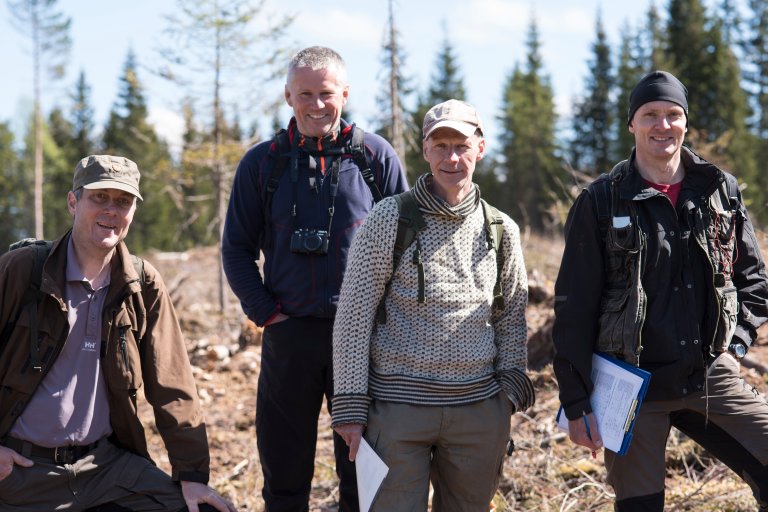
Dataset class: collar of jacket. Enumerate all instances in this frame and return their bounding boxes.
[41,231,143,306]
[616,146,724,203]
[287,117,353,156]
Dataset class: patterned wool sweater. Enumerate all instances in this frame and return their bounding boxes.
[331,174,535,427]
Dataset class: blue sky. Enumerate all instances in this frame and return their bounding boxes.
[1,0,668,155]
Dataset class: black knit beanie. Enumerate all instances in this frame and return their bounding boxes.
[627,70,688,126]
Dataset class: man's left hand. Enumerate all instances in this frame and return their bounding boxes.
[333,423,364,461]
[180,481,237,512]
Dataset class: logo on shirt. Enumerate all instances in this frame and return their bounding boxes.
[83,336,98,352]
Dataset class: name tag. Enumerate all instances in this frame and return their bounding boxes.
[612,216,631,229]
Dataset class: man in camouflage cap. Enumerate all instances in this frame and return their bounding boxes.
[0,155,235,511]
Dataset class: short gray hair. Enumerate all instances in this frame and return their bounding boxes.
[287,46,347,85]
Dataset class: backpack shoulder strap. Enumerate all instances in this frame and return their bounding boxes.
[480,200,505,311]
[0,239,53,370]
[376,190,426,324]
[587,173,613,241]
[262,129,292,249]
[27,241,52,370]
[349,127,383,203]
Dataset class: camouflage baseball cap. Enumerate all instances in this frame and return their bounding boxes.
[422,99,484,140]
[73,155,142,200]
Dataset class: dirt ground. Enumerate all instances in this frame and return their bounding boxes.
[139,231,768,512]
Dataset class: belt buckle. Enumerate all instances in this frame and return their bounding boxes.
[54,446,75,464]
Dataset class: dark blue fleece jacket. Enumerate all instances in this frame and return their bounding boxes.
[222,119,408,326]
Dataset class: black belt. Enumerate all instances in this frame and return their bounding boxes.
[2,437,104,464]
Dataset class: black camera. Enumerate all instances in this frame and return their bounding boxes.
[290,229,330,254]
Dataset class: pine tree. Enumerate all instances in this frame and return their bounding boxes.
[570,12,614,175]
[7,0,71,239]
[497,19,561,232]
[103,50,177,253]
[406,31,467,180]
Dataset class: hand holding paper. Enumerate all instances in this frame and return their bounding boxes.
[557,353,651,455]
[334,423,364,460]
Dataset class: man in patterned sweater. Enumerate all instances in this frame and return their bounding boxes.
[331,100,535,510]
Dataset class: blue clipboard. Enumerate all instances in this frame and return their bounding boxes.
[556,352,651,455]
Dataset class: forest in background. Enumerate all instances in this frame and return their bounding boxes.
[2,0,768,255]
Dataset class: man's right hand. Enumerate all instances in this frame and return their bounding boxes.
[266,313,290,326]
[0,445,33,481]
[333,423,364,461]
[567,412,603,454]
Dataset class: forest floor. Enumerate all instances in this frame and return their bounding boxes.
[138,230,768,512]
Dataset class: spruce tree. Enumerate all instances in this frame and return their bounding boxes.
[406,32,467,179]
[666,0,724,138]
[70,71,97,160]
[742,0,768,222]
[615,23,645,159]
[570,12,614,175]
[497,19,561,232]
[666,0,755,193]
[103,50,177,253]
[644,3,671,71]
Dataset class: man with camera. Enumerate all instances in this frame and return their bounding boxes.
[221,46,408,511]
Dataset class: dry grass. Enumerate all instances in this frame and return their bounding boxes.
[136,236,767,511]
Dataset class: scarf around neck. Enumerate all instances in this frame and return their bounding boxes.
[412,172,480,219]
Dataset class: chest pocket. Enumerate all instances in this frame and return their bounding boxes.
[110,307,144,391]
[705,207,737,280]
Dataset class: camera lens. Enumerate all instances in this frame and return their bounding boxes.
[304,233,323,252]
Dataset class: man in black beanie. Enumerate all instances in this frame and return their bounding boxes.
[552,69,768,511]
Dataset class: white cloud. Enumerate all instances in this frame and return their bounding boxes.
[149,107,185,159]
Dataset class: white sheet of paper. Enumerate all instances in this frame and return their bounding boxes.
[557,353,646,453]
[355,437,389,512]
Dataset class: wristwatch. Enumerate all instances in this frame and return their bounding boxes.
[728,342,747,360]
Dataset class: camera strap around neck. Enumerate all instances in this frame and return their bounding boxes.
[289,139,341,235]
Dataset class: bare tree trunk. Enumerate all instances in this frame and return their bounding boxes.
[214,24,226,313]
[388,0,406,165]
[33,7,43,239]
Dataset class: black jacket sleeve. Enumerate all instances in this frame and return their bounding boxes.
[552,189,606,420]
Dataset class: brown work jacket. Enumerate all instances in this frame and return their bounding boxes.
[0,232,210,482]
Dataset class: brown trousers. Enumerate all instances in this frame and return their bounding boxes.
[605,353,768,510]
[365,392,513,512]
